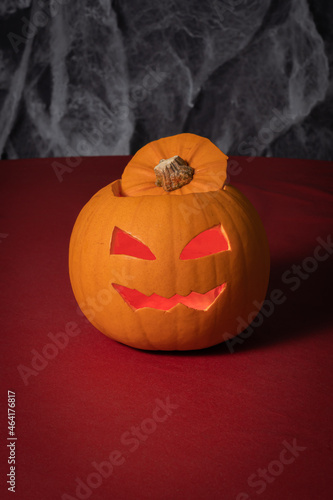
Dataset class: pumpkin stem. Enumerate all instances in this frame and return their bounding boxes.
[154,156,194,192]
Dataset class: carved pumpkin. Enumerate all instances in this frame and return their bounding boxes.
[69,133,270,350]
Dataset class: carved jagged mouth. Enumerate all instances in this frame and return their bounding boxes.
[112,283,226,311]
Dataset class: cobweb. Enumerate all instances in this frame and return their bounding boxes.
[0,0,331,160]
[0,0,132,157]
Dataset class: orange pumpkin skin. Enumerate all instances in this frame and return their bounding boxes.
[69,176,270,350]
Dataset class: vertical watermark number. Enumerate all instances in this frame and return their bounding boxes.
[7,390,16,493]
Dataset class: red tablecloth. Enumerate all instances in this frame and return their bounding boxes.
[1,155,332,500]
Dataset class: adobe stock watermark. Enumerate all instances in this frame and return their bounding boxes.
[7,0,70,54]
[17,270,135,386]
[224,106,297,181]
[236,438,307,499]
[223,234,333,352]
[75,269,135,325]
[113,67,168,123]
[179,187,225,224]
[61,396,179,500]
[17,321,84,386]
[51,66,167,182]
[178,106,296,224]
[227,106,298,181]
[237,107,296,160]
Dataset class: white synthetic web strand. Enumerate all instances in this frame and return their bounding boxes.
[186,0,329,157]
[1,0,132,158]
[0,0,330,159]
[117,0,272,139]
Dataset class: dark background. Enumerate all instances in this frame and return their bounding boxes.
[0,0,332,160]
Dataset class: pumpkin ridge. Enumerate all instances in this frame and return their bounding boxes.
[223,186,269,257]
[222,186,269,318]
[201,195,221,342]
[218,189,250,330]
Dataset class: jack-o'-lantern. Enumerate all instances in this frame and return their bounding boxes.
[69,133,270,350]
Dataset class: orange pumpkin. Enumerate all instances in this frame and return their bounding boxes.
[69,133,270,350]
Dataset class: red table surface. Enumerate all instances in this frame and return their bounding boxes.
[0,155,332,500]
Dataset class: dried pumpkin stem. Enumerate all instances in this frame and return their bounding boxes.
[154,156,194,191]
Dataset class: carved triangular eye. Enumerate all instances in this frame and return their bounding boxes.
[110,227,156,260]
[180,225,229,260]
